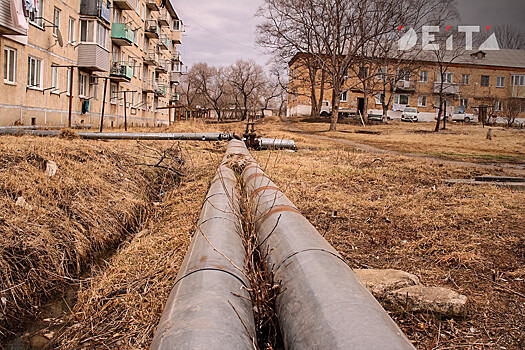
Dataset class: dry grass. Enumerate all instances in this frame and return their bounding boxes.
[289,117,525,164]
[58,143,217,349]
[0,136,187,346]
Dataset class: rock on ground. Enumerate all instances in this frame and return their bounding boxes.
[354,269,420,297]
[385,285,468,317]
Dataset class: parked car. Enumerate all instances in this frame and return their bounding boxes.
[449,106,477,123]
[401,107,418,122]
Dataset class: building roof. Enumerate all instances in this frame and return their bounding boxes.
[455,50,525,69]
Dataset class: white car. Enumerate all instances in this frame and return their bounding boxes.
[449,106,477,123]
[401,107,418,122]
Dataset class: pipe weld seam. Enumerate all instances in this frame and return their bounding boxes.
[173,268,249,289]
[246,172,271,183]
[242,164,262,175]
[272,248,350,274]
[249,186,281,201]
[256,205,301,225]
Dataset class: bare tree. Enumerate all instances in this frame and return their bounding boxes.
[475,25,525,50]
[192,62,229,122]
[228,59,266,120]
[501,98,525,127]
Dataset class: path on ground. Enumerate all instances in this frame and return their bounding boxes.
[279,116,525,177]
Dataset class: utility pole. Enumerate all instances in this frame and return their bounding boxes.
[68,67,74,128]
[100,77,108,132]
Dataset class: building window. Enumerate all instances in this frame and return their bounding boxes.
[132,59,137,77]
[377,67,386,81]
[460,98,468,108]
[110,83,118,104]
[51,65,58,90]
[358,67,368,79]
[53,7,61,36]
[462,74,470,85]
[419,71,428,83]
[496,76,505,88]
[4,47,17,84]
[511,75,525,86]
[68,18,76,44]
[29,0,44,27]
[437,72,453,83]
[79,73,89,97]
[91,77,98,99]
[27,56,42,89]
[173,20,181,31]
[141,4,146,21]
[394,94,409,105]
[481,75,490,87]
[80,20,109,49]
[375,93,384,105]
[418,96,427,107]
[495,101,502,111]
[340,91,348,102]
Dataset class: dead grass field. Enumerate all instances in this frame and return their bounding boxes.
[288,117,525,166]
[1,118,523,349]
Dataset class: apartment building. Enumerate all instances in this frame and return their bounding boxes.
[288,49,525,122]
[0,0,184,127]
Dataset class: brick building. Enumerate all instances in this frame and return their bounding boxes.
[0,0,183,127]
[288,49,525,122]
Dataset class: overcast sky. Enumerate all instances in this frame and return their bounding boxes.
[176,0,525,70]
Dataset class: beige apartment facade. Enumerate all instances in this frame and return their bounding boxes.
[288,50,525,123]
[0,0,184,127]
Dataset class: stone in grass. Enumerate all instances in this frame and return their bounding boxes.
[385,285,468,317]
[354,269,420,298]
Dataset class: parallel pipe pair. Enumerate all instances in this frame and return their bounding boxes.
[151,140,414,349]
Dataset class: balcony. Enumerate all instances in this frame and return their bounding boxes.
[143,50,158,65]
[433,82,459,95]
[143,79,155,93]
[155,59,169,73]
[77,43,110,71]
[145,20,159,38]
[158,9,170,26]
[511,86,525,98]
[158,35,170,50]
[170,71,182,84]
[110,61,133,82]
[146,0,160,11]
[172,30,182,44]
[172,52,181,61]
[80,0,111,24]
[155,83,167,97]
[395,80,416,92]
[111,23,134,46]
[113,0,134,10]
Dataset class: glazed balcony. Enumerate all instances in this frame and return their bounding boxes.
[111,23,134,46]
[172,30,182,44]
[395,80,417,92]
[145,20,159,38]
[158,34,170,50]
[143,79,156,93]
[170,71,182,84]
[510,85,525,98]
[80,0,111,24]
[169,93,180,103]
[110,61,133,82]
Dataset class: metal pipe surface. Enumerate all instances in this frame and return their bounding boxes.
[150,143,256,349]
[258,138,296,150]
[233,143,415,350]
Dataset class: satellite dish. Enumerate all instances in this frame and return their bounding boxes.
[56,28,64,47]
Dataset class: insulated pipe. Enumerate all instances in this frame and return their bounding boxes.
[0,129,296,149]
[150,148,256,349]
[234,143,415,349]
